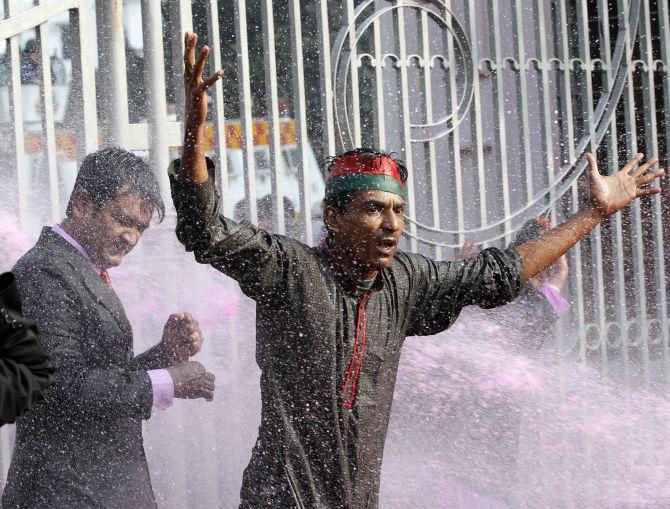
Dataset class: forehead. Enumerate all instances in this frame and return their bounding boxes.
[351,189,406,206]
[102,187,154,221]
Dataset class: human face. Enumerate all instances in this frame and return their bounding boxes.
[77,188,154,269]
[326,189,405,278]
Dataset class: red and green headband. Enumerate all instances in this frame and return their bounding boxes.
[325,153,405,198]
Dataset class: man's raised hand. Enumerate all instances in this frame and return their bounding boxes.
[183,32,223,130]
[180,32,223,184]
[587,152,665,219]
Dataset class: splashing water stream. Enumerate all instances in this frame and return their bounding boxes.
[1,218,669,508]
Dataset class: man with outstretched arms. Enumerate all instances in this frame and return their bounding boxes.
[170,32,664,509]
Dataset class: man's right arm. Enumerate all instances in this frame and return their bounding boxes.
[170,32,289,298]
[17,266,167,420]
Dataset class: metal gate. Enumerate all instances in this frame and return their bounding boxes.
[0,0,669,506]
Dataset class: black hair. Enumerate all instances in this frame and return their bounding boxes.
[322,148,408,214]
[66,147,165,221]
[512,215,549,247]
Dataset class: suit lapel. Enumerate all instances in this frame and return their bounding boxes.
[39,228,132,335]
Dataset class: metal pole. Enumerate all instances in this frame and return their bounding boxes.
[4,0,27,226]
[96,0,129,148]
[289,0,313,244]
[69,0,99,162]
[35,0,60,221]
[262,0,285,234]
[233,0,257,225]
[141,0,170,205]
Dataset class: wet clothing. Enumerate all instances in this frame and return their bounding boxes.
[0,272,53,426]
[170,159,524,509]
[3,228,173,509]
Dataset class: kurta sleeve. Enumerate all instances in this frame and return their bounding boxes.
[405,247,524,336]
[14,267,154,420]
[0,273,54,425]
[169,158,294,299]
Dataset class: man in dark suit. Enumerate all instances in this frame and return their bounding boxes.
[0,271,53,425]
[2,147,216,509]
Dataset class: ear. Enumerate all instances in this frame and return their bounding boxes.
[323,206,342,235]
[69,187,94,220]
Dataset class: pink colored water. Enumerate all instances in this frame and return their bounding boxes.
[2,223,670,508]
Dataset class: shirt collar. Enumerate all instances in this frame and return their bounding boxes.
[51,224,102,273]
[319,238,385,296]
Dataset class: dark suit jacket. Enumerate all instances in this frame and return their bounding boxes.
[0,272,53,425]
[2,228,174,509]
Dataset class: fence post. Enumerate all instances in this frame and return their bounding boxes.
[141,0,170,205]
[96,0,129,147]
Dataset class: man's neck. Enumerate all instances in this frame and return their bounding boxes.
[57,220,99,268]
[326,238,377,282]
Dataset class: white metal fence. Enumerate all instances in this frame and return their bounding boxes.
[0,0,669,506]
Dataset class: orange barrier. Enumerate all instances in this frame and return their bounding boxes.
[21,119,298,160]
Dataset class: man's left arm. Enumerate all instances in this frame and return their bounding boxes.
[517,153,664,281]
[405,246,524,337]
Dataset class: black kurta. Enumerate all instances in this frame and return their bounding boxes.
[0,272,53,426]
[169,160,524,509]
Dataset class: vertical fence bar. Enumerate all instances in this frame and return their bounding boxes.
[141,0,170,204]
[639,0,668,381]
[534,0,556,218]
[396,5,417,252]
[420,8,440,260]
[512,0,535,202]
[465,0,488,233]
[69,0,99,161]
[618,0,649,384]
[289,0,313,244]
[575,0,608,373]
[206,0,230,216]
[96,0,128,147]
[261,0,285,234]
[35,4,60,221]
[490,0,511,242]
[658,0,670,389]
[371,8,385,149]
[345,0,361,147]
[555,0,586,364]
[233,0,257,224]
[167,0,192,131]
[443,0,463,254]
[317,0,335,157]
[4,0,27,226]
[597,0,630,386]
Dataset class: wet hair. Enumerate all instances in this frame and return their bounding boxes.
[65,147,165,221]
[322,148,408,214]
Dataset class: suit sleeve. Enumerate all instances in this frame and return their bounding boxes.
[15,266,154,420]
[0,273,54,425]
[130,342,174,371]
[169,158,295,299]
[405,247,524,337]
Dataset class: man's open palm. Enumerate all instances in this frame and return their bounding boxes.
[588,152,665,218]
[183,32,222,129]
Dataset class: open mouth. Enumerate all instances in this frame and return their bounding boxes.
[377,238,397,255]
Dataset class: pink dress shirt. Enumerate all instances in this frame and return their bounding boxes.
[51,224,174,411]
[538,283,571,316]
